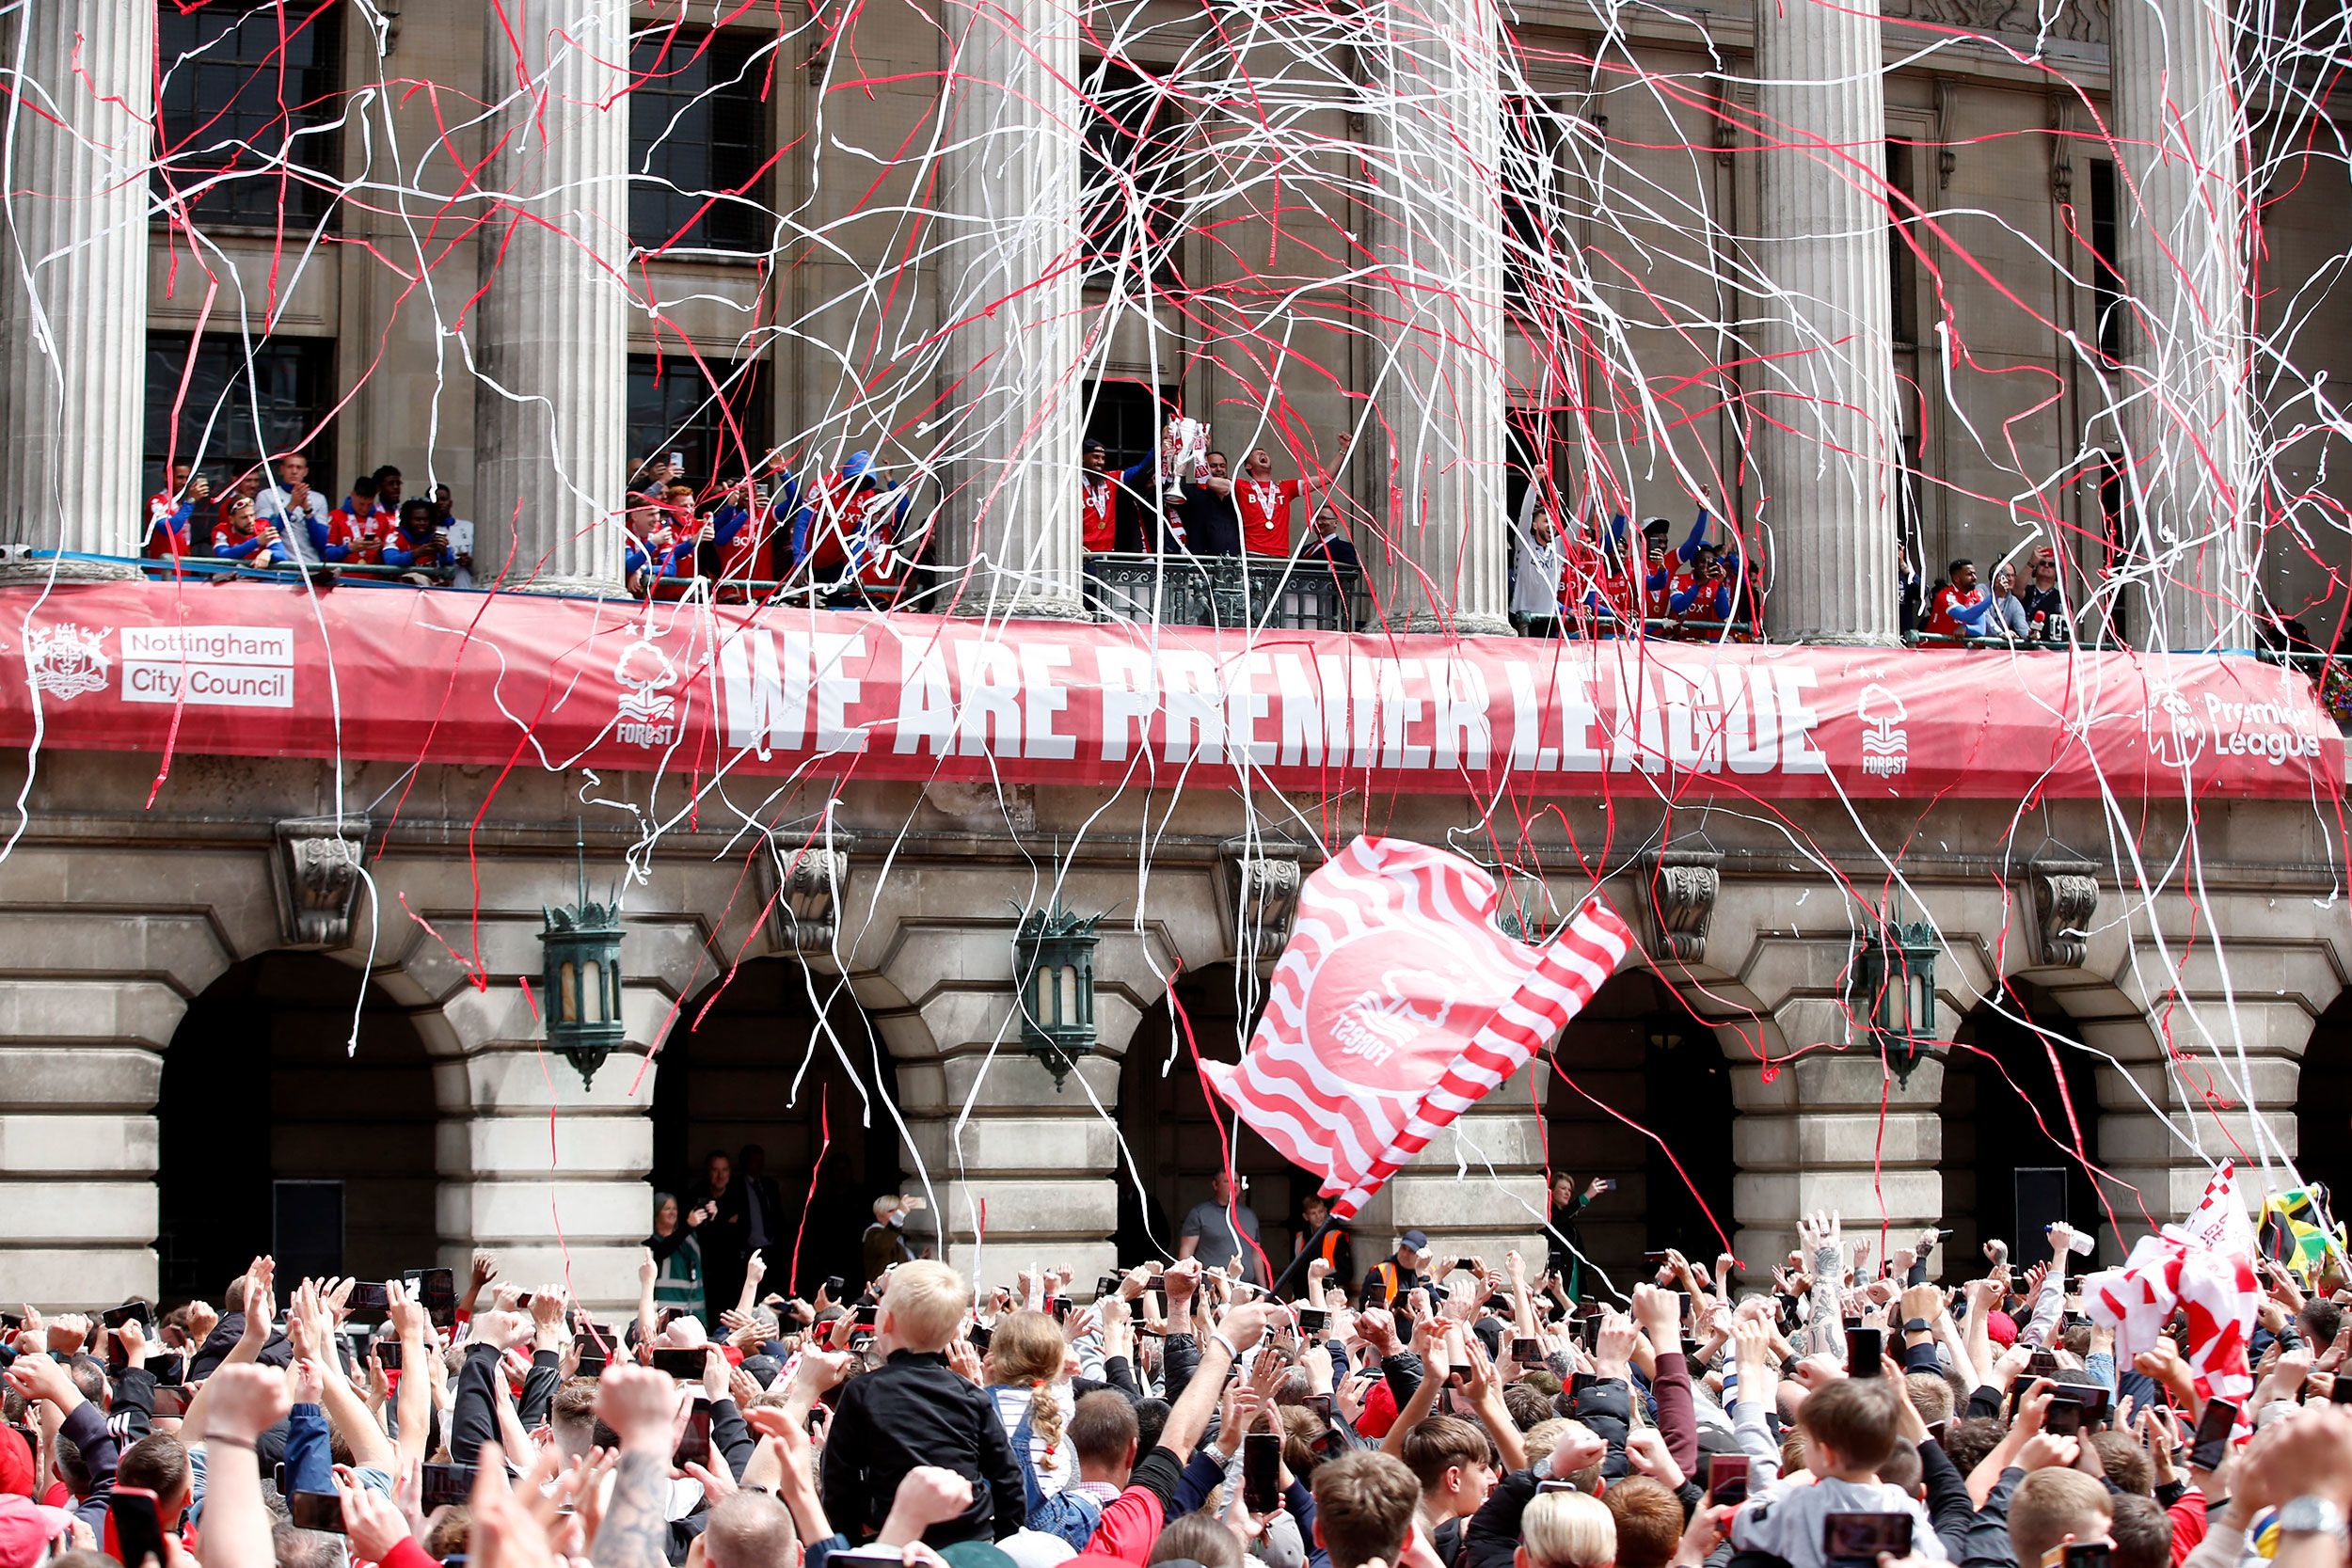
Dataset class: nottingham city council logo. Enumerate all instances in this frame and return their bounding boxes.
[24,624,110,700]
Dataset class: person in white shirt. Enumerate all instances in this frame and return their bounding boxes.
[434,483,477,588]
[260,453,330,566]
[1510,483,1569,637]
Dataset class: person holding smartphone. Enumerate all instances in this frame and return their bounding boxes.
[1726,1377,1947,1568]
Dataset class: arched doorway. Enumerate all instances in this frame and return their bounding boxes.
[157,952,437,1304]
[1542,972,1740,1301]
[651,958,903,1301]
[2296,992,2352,1206]
[1944,980,2112,1263]
[1114,964,1298,1275]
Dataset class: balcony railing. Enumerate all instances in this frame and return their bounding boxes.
[1082,554,1368,632]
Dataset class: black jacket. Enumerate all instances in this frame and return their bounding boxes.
[188,1315,290,1381]
[818,1349,1024,1544]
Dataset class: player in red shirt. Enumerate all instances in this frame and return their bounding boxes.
[1925,558,1994,639]
[1232,447,1323,558]
[1080,440,1124,553]
[321,474,384,564]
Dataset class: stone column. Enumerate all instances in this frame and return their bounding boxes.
[435,975,663,1316]
[1371,0,1513,637]
[1731,997,1945,1266]
[1366,1057,1550,1275]
[2106,0,2251,653]
[1750,0,1900,645]
[0,978,181,1305]
[473,0,628,595]
[0,2,153,576]
[933,0,1087,620]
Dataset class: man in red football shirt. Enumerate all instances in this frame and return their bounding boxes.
[1925,558,1994,639]
[1232,447,1323,558]
[1080,440,1121,554]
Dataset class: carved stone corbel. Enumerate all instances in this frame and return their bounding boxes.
[768,840,852,955]
[272,816,370,949]
[1636,847,1722,965]
[2027,855,2099,969]
[1217,840,1303,963]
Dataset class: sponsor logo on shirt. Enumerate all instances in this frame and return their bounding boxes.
[120,626,294,708]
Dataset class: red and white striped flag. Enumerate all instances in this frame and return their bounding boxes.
[1201,836,1633,1218]
[2083,1162,2261,1410]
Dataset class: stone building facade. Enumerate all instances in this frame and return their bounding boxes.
[0,0,2345,1310]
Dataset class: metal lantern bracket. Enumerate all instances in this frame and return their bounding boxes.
[540,837,626,1088]
[1855,913,1939,1085]
[1010,899,1104,1092]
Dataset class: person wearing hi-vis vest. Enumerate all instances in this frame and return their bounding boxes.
[1293,1192,1355,1285]
[1359,1228,1432,1310]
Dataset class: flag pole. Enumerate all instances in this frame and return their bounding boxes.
[1267,1216,1341,1302]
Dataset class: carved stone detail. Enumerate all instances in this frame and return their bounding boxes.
[1219,841,1303,963]
[273,816,370,949]
[2028,855,2099,969]
[769,842,852,955]
[1636,847,1722,965]
[1882,0,2108,46]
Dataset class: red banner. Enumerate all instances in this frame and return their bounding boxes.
[0,581,2340,802]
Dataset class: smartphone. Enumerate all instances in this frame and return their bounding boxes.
[1706,1453,1750,1507]
[821,1276,847,1301]
[1512,1338,1543,1364]
[1537,1478,1581,1493]
[107,1490,167,1568]
[2062,1545,2112,1568]
[0,1311,19,1332]
[1298,1308,1329,1337]
[1822,1512,1913,1568]
[102,1301,153,1331]
[290,1491,347,1533]
[2332,1376,2352,1406]
[969,1323,993,1353]
[348,1282,390,1313]
[421,1464,477,1513]
[375,1340,405,1371]
[850,1305,879,1352]
[2070,1386,2112,1429]
[151,1386,191,1418]
[574,1342,608,1377]
[1242,1431,1282,1513]
[1097,1275,1123,1301]
[2026,1349,2060,1379]
[1049,1298,1073,1323]
[2044,1397,2085,1437]
[651,1346,707,1379]
[2188,1399,2237,1470]
[405,1267,458,1328]
[1845,1327,1883,1376]
[1569,1370,1599,1398]
[675,1403,712,1470]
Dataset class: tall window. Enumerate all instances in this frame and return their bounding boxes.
[1080,60,1186,281]
[1084,378,1178,470]
[1502,99,1556,314]
[2088,160,2125,362]
[629,27,770,253]
[1885,142,1921,348]
[144,333,338,498]
[628,354,772,483]
[156,2,344,228]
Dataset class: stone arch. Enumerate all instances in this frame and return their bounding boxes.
[1543,967,1743,1293]
[157,949,440,1301]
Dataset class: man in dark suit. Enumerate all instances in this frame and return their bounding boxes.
[738,1143,787,1270]
[691,1148,749,1323]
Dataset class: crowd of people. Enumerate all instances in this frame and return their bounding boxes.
[143,459,477,586]
[8,1187,2352,1568]
[1507,506,1767,644]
